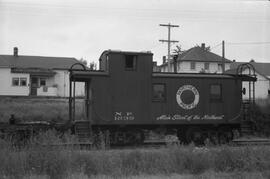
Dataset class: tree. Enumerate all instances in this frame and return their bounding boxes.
[173,45,184,55]
[79,58,88,66]
[89,61,97,70]
[205,46,211,52]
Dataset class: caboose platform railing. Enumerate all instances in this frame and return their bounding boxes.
[237,63,256,136]
[69,63,87,122]
[69,63,94,142]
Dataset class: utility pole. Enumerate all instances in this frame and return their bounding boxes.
[159,23,179,72]
[222,40,225,73]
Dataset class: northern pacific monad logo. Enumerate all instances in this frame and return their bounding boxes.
[176,85,199,110]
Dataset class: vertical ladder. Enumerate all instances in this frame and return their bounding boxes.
[241,100,253,135]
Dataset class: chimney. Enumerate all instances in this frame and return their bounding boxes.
[13,47,18,57]
[162,56,166,64]
[201,43,205,50]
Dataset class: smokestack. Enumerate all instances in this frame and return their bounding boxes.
[222,40,225,73]
[173,55,178,73]
[201,43,205,50]
[13,47,18,57]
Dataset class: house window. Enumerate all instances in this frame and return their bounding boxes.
[40,78,46,86]
[210,84,222,101]
[12,78,19,86]
[204,63,209,70]
[190,62,196,70]
[152,84,166,102]
[125,55,137,70]
[20,78,27,86]
[218,64,222,72]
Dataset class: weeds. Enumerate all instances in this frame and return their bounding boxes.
[1,138,270,179]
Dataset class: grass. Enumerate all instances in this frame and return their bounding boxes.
[1,131,270,179]
[0,97,270,178]
[8,172,270,179]
[0,97,84,122]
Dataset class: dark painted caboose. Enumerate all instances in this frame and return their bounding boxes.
[70,50,256,145]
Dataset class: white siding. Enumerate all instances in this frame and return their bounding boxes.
[0,68,85,97]
[0,68,30,96]
[37,86,57,96]
[242,69,270,99]
[160,61,231,73]
[54,70,85,97]
[160,65,169,72]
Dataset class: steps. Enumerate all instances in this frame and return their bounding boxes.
[74,120,92,142]
[241,101,254,136]
[241,121,253,136]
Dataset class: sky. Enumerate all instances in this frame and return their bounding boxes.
[0,0,269,66]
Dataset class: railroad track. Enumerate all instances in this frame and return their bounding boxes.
[27,138,270,150]
[232,138,270,146]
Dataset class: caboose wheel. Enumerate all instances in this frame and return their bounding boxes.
[218,127,233,144]
[186,127,203,146]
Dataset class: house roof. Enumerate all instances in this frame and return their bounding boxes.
[226,62,270,80]
[159,46,231,67]
[0,55,82,70]
[177,46,232,63]
[230,62,270,77]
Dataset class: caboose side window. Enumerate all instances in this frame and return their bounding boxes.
[125,55,137,70]
[152,84,166,102]
[210,84,222,101]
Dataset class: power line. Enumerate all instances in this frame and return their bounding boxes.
[226,42,270,45]
[211,43,222,50]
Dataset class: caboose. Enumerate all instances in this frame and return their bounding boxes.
[69,50,256,145]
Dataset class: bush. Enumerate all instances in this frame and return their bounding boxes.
[252,102,270,136]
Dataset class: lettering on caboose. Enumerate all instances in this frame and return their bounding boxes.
[156,114,224,121]
[114,112,135,121]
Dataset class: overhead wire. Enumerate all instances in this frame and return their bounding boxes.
[1,1,269,23]
[226,42,270,45]
[210,43,222,50]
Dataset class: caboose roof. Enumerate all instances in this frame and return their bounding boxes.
[70,69,256,82]
[101,50,153,56]
[152,72,256,81]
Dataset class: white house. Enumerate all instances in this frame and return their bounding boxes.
[159,43,231,73]
[228,62,270,100]
[0,47,84,97]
